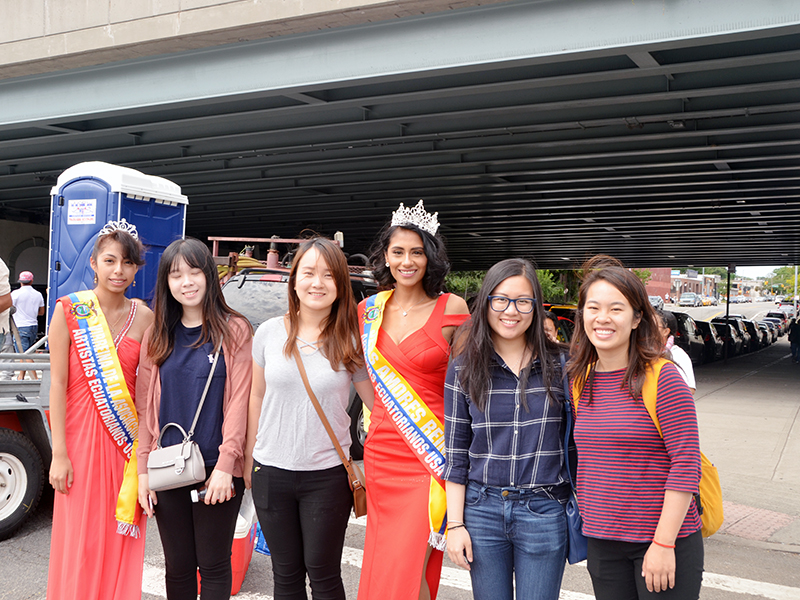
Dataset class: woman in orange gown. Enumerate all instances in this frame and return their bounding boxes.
[47,225,154,600]
[358,202,469,600]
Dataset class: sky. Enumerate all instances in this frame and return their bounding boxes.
[736,266,783,278]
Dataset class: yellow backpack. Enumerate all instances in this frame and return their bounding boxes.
[574,359,723,537]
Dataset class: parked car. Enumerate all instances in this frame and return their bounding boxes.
[711,322,743,356]
[740,320,763,352]
[678,293,702,307]
[758,322,774,345]
[711,317,751,353]
[766,311,790,334]
[695,320,724,362]
[221,266,378,458]
[670,311,705,365]
[648,295,664,310]
[762,316,785,336]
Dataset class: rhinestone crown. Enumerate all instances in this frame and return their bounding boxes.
[390,200,439,236]
[98,218,139,240]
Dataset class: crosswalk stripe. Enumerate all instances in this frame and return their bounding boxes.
[141,519,800,600]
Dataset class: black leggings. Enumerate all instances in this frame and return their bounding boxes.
[154,467,245,600]
[252,462,353,600]
[587,531,704,600]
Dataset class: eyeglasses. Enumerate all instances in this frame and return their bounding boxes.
[488,296,535,314]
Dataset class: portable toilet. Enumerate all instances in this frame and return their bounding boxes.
[48,161,187,323]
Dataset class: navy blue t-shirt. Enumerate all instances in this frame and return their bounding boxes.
[159,322,226,466]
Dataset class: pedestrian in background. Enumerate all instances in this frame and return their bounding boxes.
[567,255,703,600]
[245,237,374,600]
[47,222,154,600]
[655,309,696,394]
[0,257,12,382]
[444,258,570,600]
[137,238,252,600]
[11,271,44,352]
[789,318,800,363]
[543,310,559,343]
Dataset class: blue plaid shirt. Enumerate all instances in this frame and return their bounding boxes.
[443,353,570,497]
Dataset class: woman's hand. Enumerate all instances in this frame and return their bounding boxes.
[446,527,473,571]
[642,543,676,592]
[204,469,234,505]
[137,474,157,518]
[243,455,253,490]
[49,454,73,494]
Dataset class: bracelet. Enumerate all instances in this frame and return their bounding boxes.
[651,539,676,549]
[447,524,466,531]
[447,521,464,526]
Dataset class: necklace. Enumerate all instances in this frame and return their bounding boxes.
[106,301,129,336]
[394,296,427,317]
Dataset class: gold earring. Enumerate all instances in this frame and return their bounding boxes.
[93,273,98,285]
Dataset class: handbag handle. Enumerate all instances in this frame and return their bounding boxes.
[186,343,222,440]
[292,345,360,480]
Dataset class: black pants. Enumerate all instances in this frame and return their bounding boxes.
[154,467,245,600]
[252,462,353,600]
[587,531,704,600]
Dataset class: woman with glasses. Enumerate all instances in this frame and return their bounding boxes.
[444,258,570,600]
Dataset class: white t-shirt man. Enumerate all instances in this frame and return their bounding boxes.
[668,345,696,392]
[11,285,45,327]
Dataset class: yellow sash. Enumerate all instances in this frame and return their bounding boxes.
[362,291,448,550]
[63,290,142,537]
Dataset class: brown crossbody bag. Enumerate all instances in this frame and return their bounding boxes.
[292,347,367,517]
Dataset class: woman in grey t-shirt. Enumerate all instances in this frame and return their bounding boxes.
[245,238,374,600]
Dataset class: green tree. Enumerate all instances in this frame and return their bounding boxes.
[537,269,563,303]
[632,268,652,285]
[445,271,485,302]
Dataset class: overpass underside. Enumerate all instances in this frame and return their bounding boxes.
[1,0,799,269]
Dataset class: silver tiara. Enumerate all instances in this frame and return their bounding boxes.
[390,200,439,236]
[98,218,139,240]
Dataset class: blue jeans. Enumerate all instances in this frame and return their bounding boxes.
[463,481,568,600]
[13,325,37,352]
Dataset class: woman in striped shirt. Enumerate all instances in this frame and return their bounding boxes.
[567,255,703,600]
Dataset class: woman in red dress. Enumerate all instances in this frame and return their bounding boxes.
[47,223,154,600]
[358,201,469,600]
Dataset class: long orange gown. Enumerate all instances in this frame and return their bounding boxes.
[358,294,468,600]
[47,304,146,600]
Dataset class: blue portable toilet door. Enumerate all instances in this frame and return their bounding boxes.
[48,178,115,320]
[121,198,185,305]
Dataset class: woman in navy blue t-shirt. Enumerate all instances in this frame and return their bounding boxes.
[136,238,252,600]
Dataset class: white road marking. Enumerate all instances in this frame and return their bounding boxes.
[142,520,800,600]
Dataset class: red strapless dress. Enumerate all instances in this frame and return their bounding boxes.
[47,303,146,600]
[358,294,468,600]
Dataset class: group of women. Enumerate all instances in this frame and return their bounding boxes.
[46,201,704,600]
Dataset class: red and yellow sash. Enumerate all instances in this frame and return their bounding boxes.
[63,290,141,537]
[362,291,448,550]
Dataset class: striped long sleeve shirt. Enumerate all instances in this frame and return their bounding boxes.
[573,361,702,542]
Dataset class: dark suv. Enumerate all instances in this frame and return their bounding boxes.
[670,311,705,365]
[221,267,378,458]
[711,317,751,353]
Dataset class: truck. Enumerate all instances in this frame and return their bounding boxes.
[0,347,51,540]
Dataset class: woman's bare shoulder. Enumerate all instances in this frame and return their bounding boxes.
[444,293,469,315]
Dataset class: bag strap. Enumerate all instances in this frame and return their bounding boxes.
[559,353,577,487]
[640,358,670,438]
[291,345,358,477]
[185,341,222,441]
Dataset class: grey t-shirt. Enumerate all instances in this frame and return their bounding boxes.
[251,316,368,471]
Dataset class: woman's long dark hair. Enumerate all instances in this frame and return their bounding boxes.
[454,258,561,411]
[567,255,663,403]
[148,238,249,366]
[284,238,363,374]
[369,222,449,297]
